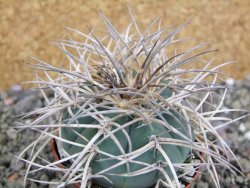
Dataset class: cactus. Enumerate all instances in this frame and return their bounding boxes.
[16,9,248,188]
[60,95,192,187]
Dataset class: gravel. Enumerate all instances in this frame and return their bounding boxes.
[193,76,250,188]
[0,77,249,188]
[0,88,55,188]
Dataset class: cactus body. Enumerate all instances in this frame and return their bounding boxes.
[18,9,245,188]
[60,96,193,187]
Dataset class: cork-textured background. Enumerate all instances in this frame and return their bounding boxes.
[0,0,249,90]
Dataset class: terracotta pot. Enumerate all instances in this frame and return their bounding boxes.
[185,164,203,188]
[50,139,202,188]
[50,139,81,188]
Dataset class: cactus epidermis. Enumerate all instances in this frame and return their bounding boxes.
[60,81,193,188]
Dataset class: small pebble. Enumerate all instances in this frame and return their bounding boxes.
[236,176,244,184]
[6,129,17,140]
[10,159,24,171]
[225,77,235,86]
[195,181,209,188]
[232,100,241,109]
[11,85,22,92]
[40,174,49,183]
[224,176,232,187]
[239,123,246,133]
[0,134,7,144]
[183,165,196,177]
[244,131,250,140]
[49,178,60,188]
[245,121,250,129]
[3,97,14,106]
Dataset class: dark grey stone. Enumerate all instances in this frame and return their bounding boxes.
[6,128,17,139]
[195,181,209,188]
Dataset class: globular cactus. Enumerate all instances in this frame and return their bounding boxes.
[60,88,192,188]
[16,9,247,188]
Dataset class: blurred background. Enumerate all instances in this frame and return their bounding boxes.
[0,0,250,187]
[0,0,250,90]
